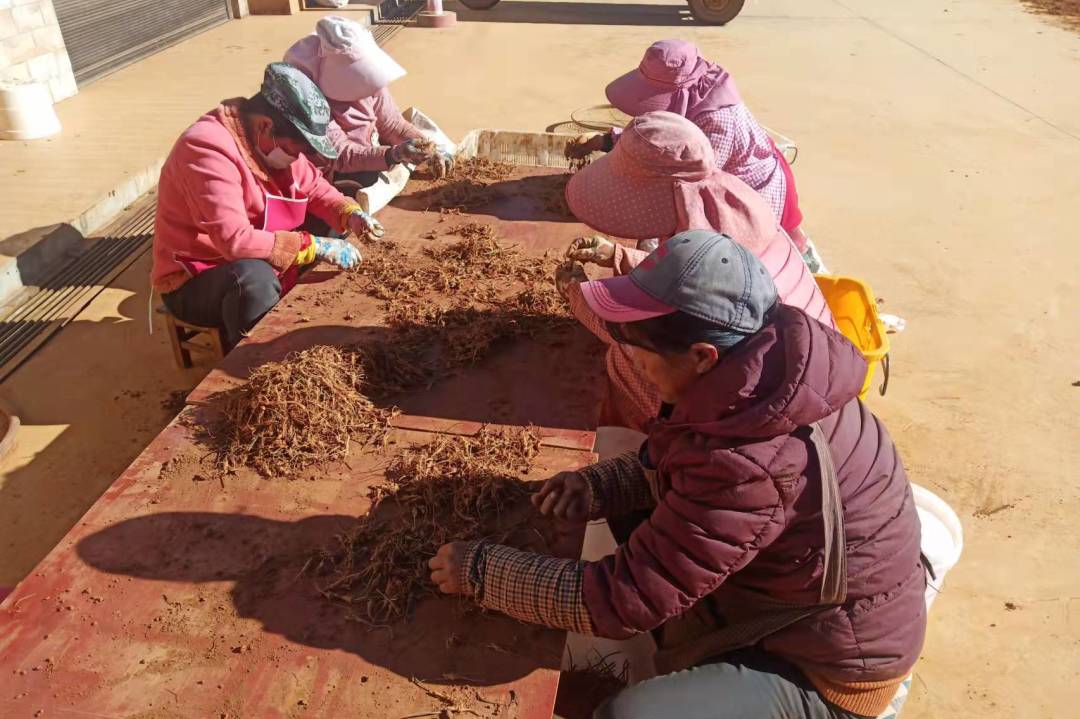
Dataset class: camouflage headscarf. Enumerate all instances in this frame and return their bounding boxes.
[260,62,338,159]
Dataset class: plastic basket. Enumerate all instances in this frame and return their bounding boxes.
[456,128,594,169]
[814,275,890,398]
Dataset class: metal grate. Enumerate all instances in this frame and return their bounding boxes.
[371,0,426,43]
[0,195,157,381]
[54,0,229,86]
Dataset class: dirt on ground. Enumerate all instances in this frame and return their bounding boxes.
[1023,0,1080,29]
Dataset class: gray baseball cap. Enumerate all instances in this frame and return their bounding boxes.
[579,230,779,332]
[260,62,339,159]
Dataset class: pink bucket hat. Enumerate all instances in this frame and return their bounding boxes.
[566,111,778,246]
[606,40,740,120]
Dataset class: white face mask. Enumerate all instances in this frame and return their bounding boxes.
[260,140,298,170]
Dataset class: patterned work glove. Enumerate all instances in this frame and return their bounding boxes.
[345,208,386,241]
[388,138,432,165]
[431,149,455,180]
[554,261,589,299]
[565,236,616,268]
[313,236,362,270]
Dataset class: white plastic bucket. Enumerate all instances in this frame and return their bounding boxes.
[0,81,61,141]
[911,484,963,609]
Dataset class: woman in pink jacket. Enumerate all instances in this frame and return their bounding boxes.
[153,63,382,350]
[557,111,836,431]
[567,40,824,272]
[284,16,453,187]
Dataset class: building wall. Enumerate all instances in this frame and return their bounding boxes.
[0,0,78,103]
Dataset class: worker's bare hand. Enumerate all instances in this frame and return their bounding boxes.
[429,541,470,595]
[565,133,606,160]
[555,261,589,299]
[566,236,616,268]
[532,471,591,522]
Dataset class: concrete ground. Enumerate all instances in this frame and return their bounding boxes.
[1,0,1079,716]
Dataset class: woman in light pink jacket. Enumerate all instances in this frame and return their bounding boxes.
[557,111,835,431]
[284,16,453,186]
[153,63,381,350]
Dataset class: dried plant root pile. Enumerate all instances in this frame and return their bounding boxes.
[426,157,515,211]
[313,427,541,624]
[216,345,394,477]
[354,221,575,396]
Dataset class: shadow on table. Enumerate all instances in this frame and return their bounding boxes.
[76,510,581,686]
[210,318,607,432]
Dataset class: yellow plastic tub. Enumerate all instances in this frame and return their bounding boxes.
[814,275,890,398]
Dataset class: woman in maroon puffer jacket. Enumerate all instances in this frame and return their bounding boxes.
[429,231,926,718]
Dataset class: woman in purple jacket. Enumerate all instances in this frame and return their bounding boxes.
[429,231,926,718]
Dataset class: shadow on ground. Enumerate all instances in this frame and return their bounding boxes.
[0,253,207,586]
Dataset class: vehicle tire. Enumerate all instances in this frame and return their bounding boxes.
[686,0,745,25]
[458,0,502,9]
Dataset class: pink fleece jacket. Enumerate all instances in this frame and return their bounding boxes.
[152,100,354,294]
[325,89,425,174]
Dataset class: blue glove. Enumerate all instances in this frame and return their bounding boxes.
[313,236,362,270]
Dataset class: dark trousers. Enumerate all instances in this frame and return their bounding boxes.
[162,259,281,351]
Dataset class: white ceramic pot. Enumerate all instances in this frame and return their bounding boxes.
[0,81,61,141]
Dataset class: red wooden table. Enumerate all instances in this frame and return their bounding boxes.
[0,169,609,718]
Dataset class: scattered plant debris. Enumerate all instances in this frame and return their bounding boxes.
[349,220,575,396]
[312,428,542,624]
[425,158,515,211]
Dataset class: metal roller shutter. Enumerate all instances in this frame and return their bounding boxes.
[54,0,229,86]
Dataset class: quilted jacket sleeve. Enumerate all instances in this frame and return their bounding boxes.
[581,451,789,639]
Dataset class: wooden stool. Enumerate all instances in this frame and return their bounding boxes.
[162,311,225,369]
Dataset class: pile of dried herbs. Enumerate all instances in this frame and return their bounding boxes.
[312,427,542,624]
